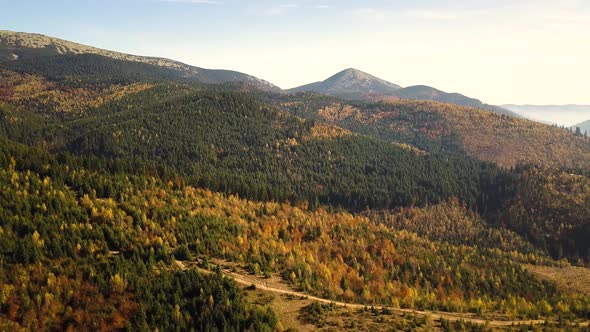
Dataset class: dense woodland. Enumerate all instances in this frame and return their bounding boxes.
[0,51,590,330]
[0,138,278,331]
[0,80,511,212]
[496,166,590,263]
[0,138,589,330]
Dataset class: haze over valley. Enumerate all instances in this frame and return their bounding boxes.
[502,104,590,128]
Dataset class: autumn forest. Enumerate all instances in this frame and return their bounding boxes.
[0,31,590,331]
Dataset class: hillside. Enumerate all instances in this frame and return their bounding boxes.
[0,46,508,211]
[0,83,500,211]
[0,30,279,90]
[269,93,590,168]
[0,137,589,331]
[496,166,590,261]
[288,68,518,116]
[412,101,590,167]
[396,85,517,116]
[3,55,589,266]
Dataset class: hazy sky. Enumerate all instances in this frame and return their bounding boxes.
[2,0,589,105]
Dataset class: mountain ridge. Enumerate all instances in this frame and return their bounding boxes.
[0,30,280,91]
[289,68,518,117]
[1,31,519,116]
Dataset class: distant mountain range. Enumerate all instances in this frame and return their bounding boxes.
[288,68,518,117]
[574,119,590,134]
[1,31,523,117]
[502,104,590,127]
[0,30,280,91]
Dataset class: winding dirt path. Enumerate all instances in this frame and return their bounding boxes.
[176,260,589,328]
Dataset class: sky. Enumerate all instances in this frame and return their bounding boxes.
[1,0,590,105]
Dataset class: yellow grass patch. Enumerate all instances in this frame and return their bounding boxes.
[524,264,590,296]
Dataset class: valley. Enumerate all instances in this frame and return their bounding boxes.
[0,30,589,331]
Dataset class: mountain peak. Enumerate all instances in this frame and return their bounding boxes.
[328,68,400,87]
[288,68,401,97]
[336,67,373,78]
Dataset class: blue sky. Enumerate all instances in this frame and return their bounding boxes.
[2,0,590,105]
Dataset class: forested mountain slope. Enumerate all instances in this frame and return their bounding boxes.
[269,92,590,168]
[0,136,588,331]
[497,166,590,262]
[0,83,501,211]
[0,137,279,331]
[1,44,589,265]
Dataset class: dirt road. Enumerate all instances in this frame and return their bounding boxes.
[176,260,589,328]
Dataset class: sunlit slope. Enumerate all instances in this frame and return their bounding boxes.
[273,93,590,167]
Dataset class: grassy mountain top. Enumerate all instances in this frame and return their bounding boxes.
[0,30,184,67]
[0,30,279,90]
